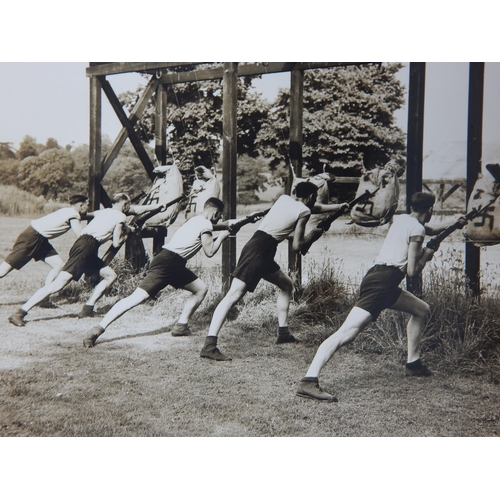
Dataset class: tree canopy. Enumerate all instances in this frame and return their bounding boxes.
[256,63,406,179]
[119,69,270,183]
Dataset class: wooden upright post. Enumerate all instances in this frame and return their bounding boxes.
[288,68,304,285]
[153,83,168,255]
[155,84,168,165]
[406,63,426,210]
[221,63,238,291]
[465,62,485,296]
[89,76,102,211]
[406,63,426,295]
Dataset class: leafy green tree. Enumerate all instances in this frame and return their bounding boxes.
[101,140,152,200]
[18,135,43,160]
[119,67,270,182]
[19,148,75,199]
[234,155,269,204]
[0,143,17,160]
[44,137,60,150]
[256,63,406,178]
[0,158,20,186]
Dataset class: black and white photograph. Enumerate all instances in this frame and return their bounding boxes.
[1,4,498,498]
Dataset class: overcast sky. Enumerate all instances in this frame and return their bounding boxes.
[1,62,499,178]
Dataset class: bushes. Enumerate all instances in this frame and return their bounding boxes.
[0,185,63,217]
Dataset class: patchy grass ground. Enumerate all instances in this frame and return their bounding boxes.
[1,215,500,437]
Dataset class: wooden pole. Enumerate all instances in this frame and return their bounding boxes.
[465,62,485,296]
[155,84,168,165]
[89,76,102,210]
[405,63,426,295]
[288,67,304,285]
[152,83,169,255]
[221,63,238,291]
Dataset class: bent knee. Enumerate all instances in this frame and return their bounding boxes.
[100,268,117,282]
[197,283,209,299]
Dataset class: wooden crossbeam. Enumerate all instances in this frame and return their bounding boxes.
[158,62,373,85]
[98,76,155,181]
[87,62,375,81]
[101,77,160,176]
[87,62,207,76]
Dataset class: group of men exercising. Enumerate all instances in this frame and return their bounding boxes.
[1,180,464,402]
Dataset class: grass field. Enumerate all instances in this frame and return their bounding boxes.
[1,213,500,437]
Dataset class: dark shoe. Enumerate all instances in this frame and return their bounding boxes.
[171,323,192,337]
[38,296,58,309]
[276,333,299,344]
[9,308,27,327]
[405,358,432,377]
[83,326,105,348]
[296,377,338,402]
[200,347,232,361]
[78,305,95,318]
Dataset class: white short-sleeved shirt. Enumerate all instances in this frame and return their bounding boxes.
[30,207,81,239]
[258,195,310,243]
[375,214,426,271]
[164,215,213,260]
[81,208,127,243]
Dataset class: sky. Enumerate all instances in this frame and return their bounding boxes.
[1,62,500,179]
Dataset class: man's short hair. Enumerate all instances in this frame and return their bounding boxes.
[410,192,435,212]
[112,192,131,204]
[69,194,88,205]
[294,181,318,199]
[204,197,224,212]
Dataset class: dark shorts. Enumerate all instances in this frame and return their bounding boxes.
[138,249,198,298]
[4,226,57,270]
[62,235,104,280]
[354,264,406,320]
[232,230,280,292]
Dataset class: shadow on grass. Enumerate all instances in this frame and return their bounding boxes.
[95,327,171,345]
[27,313,79,323]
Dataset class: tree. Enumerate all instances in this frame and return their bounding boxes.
[101,140,153,200]
[0,143,17,160]
[234,155,269,204]
[118,67,270,183]
[18,135,42,160]
[19,148,75,200]
[256,63,406,179]
[44,138,60,150]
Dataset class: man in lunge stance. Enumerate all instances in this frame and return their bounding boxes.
[200,181,348,361]
[8,193,161,327]
[1,195,89,307]
[83,197,230,348]
[296,192,466,402]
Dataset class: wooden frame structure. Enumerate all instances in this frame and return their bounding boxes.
[86,62,486,295]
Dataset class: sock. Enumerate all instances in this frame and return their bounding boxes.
[18,308,28,317]
[278,326,290,336]
[203,336,217,349]
[83,304,94,309]
[301,376,318,382]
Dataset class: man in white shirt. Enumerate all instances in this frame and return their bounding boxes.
[200,181,348,361]
[82,197,229,348]
[0,195,89,286]
[8,193,161,327]
[296,192,466,402]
